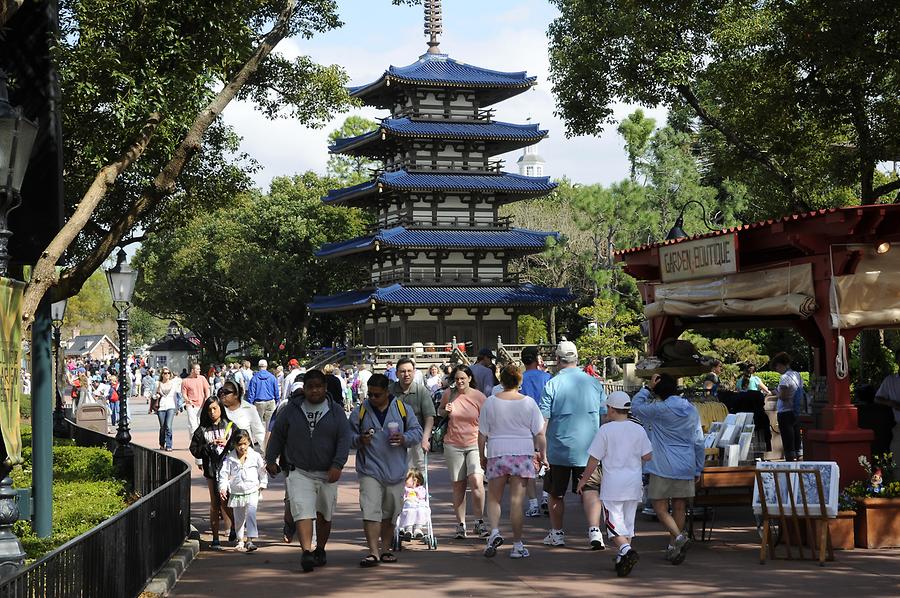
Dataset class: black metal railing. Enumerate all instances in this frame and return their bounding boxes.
[0,422,190,598]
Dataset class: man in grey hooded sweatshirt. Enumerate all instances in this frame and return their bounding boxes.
[350,373,422,567]
[266,369,350,572]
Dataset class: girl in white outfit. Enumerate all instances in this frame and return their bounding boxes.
[218,430,268,551]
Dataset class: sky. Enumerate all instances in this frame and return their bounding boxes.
[222,0,667,191]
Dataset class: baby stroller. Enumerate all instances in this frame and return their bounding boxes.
[393,452,438,551]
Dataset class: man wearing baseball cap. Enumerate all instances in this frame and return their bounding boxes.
[282,358,304,402]
[539,339,607,548]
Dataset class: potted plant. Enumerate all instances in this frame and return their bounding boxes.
[847,453,900,549]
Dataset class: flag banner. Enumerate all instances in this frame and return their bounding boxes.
[0,277,25,466]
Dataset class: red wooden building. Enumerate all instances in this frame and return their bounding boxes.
[617,205,900,480]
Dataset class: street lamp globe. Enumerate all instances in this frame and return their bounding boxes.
[0,70,39,197]
[50,298,67,328]
[105,248,138,306]
[0,70,39,276]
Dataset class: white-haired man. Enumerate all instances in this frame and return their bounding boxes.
[539,340,608,548]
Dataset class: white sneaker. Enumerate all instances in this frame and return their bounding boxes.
[474,520,489,538]
[588,527,606,550]
[234,541,245,552]
[483,530,504,558]
[525,504,541,518]
[542,529,565,546]
[454,523,467,539]
[510,543,530,559]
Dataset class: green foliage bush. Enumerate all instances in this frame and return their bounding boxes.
[756,370,810,390]
[19,395,31,420]
[11,424,126,560]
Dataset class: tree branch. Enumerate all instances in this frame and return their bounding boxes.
[872,178,900,200]
[53,0,299,301]
[0,0,23,28]
[676,84,810,213]
[21,112,162,328]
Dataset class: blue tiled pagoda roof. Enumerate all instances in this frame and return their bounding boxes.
[323,170,556,204]
[349,54,536,107]
[330,118,548,156]
[308,283,576,313]
[316,226,558,259]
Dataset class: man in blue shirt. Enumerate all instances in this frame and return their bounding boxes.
[539,340,607,548]
[520,346,552,517]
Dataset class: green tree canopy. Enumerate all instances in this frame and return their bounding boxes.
[327,116,380,186]
[134,172,368,360]
[548,0,900,214]
[24,0,357,326]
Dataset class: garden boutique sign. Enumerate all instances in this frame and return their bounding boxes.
[659,234,739,282]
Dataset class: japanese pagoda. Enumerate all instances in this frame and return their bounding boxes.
[308,0,575,348]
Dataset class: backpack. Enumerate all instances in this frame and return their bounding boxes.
[108,385,119,403]
[358,397,408,432]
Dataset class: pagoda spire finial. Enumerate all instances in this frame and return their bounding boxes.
[424,0,443,54]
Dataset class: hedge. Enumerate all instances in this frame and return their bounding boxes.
[11,425,126,560]
[755,370,810,390]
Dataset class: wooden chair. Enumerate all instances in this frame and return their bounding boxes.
[755,468,834,566]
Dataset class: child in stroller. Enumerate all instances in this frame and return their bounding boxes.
[398,469,431,541]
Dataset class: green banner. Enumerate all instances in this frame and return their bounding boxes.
[0,278,24,466]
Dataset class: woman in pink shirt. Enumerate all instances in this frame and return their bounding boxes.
[439,365,488,539]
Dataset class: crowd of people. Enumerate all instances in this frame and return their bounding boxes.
[174,340,719,579]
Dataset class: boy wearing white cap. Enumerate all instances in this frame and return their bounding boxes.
[577,391,652,577]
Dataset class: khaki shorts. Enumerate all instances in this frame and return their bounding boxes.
[581,466,602,493]
[648,474,696,500]
[444,444,483,482]
[359,475,405,522]
[286,470,339,521]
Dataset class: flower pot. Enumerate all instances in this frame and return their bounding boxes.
[829,511,856,550]
[798,511,855,550]
[854,497,900,548]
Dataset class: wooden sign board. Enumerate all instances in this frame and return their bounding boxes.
[659,233,739,283]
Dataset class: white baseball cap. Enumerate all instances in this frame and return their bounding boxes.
[556,340,578,361]
[258,359,268,369]
[606,391,632,410]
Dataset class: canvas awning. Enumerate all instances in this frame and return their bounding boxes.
[831,246,900,328]
[644,263,816,319]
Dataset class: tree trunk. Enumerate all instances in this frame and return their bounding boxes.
[21,113,162,327]
[22,0,301,329]
[549,306,557,345]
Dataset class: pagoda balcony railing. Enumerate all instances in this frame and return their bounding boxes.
[391,107,495,123]
[367,215,512,233]
[374,269,523,286]
[376,158,505,176]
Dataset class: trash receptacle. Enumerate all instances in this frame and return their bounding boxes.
[76,403,109,435]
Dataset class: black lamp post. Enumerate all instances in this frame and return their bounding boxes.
[51,298,68,437]
[105,248,138,480]
[0,69,39,276]
[0,68,37,579]
[664,199,720,241]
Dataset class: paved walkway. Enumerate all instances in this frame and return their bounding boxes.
[127,407,899,596]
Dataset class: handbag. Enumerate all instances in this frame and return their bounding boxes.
[175,391,185,411]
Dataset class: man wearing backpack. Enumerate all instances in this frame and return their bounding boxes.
[266,369,351,573]
[350,374,423,567]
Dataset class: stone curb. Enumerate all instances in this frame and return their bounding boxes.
[140,526,200,597]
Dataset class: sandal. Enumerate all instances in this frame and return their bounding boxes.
[380,552,397,563]
[359,554,379,568]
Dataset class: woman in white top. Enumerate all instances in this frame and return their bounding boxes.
[477,364,547,559]
[217,380,266,449]
[153,368,181,451]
